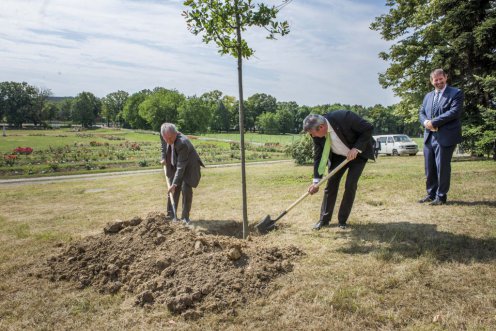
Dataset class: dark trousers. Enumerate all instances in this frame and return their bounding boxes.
[167,177,193,219]
[319,153,367,225]
[423,133,456,201]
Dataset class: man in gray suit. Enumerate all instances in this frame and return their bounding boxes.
[160,123,204,224]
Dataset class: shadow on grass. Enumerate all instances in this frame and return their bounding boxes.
[448,200,496,207]
[338,222,496,263]
[192,219,258,238]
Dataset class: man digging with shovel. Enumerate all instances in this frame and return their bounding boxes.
[160,123,205,225]
[303,111,375,230]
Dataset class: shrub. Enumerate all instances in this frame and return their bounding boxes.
[4,154,17,166]
[130,143,141,151]
[286,135,314,165]
[138,160,149,167]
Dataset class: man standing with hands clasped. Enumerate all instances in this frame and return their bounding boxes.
[303,111,375,230]
[160,123,204,224]
[419,69,464,206]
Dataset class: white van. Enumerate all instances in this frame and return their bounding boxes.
[373,134,419,156]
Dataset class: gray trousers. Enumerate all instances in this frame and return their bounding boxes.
[167,177,193,219]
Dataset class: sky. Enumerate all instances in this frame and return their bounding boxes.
[0,0,398,107]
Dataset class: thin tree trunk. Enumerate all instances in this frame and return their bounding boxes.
[235,9,249,239]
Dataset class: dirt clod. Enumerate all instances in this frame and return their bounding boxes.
[44,212,303,318]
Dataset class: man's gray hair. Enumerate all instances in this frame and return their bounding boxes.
[160,123,177,136]
[303,114,326,132]
[430,68,446,78]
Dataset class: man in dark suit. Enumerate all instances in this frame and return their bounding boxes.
[419,69,463,205]
[303,111,375,230]
[160,123,205,224]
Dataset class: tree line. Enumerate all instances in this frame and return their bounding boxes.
[0,81,416,135]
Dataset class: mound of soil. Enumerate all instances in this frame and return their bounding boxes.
[44,213,303,319]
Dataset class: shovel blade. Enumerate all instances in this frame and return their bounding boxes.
[256,215,276,234]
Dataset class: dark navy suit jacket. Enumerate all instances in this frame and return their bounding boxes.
[419,86,464,147]
[312,110,374,179]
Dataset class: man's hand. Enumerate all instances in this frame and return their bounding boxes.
[347,148,360,161]
[160,159,166,166]
[425,120,437,131]
[308,184,319,195]
[168,184,177,194]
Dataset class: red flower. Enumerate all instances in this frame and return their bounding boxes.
[13,147,33,155]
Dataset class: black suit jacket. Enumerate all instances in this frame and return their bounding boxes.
[312,110,374,179]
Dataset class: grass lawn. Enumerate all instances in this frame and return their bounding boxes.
[0,156,495,329]
[198,132,304,145]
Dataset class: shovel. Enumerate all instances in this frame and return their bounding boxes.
[256,158,350,234]
[163,166,178,221]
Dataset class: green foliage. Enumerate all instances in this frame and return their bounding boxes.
[371,0,496,156]
[101,90,129,127]
[0,81,52,127]
[461,74,496,157]
[122,90,151,130]
[286,134,313,165]
[183,0,290,59]
[138,88,184,131]
[275,104,294,134]
[256,112,278,134]
[178,95,212,133]
[246,93,278,130]
[71,92,101,128]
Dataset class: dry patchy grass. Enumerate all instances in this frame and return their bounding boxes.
[0,156,495,330]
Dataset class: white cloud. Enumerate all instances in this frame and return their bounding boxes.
[0,0,398,106]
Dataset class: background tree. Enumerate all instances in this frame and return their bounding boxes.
[28,87,52,127]
[256,111,278,133]
[0,81,40,128]
[295,105,311,133]
[276,101,298,133]
[246,93,277,131]
[177,95,212,133]
[138,88,184,131]
[101,90,129,127]
[57,99,73,122]
[183,0,291,238]
[275,105,293,134]
[122,89,151,130]
[222,95,238,130]
[201,90,229,132]
[41,102,59,124]
[371,0,496,157]
[71,92,101,128]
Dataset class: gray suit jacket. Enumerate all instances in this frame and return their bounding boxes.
[160,133,204,188]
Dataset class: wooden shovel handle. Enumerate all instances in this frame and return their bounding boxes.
[284,159,350,214]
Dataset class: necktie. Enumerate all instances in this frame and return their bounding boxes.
[432,92,440,117]
[318,133,331,176]
[165,145,174,170]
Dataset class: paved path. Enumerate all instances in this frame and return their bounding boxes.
[0,160,292,185]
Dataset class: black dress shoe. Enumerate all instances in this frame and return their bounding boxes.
[429,198,446,206]
[313,221,329,230]
[418,195,435,203]
[338,223,347,230]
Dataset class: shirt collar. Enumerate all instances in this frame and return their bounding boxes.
[435,85,447,95]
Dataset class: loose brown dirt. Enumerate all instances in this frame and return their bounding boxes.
[41,212,303,319]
